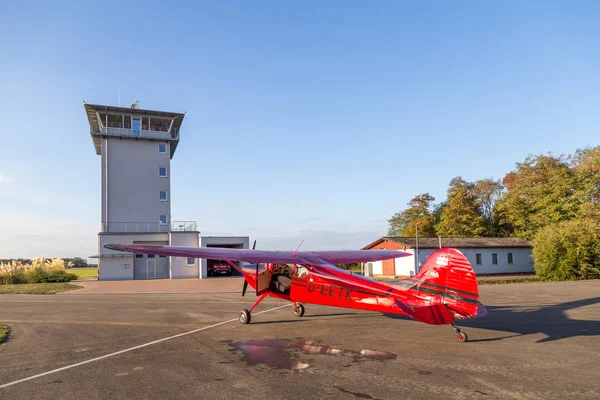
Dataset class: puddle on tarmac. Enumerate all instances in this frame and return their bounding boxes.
[229,339,396,370]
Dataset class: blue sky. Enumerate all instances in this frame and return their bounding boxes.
[0,1,599,258]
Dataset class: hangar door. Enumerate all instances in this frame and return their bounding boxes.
[133,241,169,279]
[207,243,244,277]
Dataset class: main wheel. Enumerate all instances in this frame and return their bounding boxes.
[293,303,305,317]
[240,309,251,324]
[457,331,468,342]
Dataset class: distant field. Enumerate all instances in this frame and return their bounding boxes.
[0,283,82,294]
[69,267,98,280]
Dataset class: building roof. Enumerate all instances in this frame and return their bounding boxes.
[363,236,531,250]
[83,102,186,158]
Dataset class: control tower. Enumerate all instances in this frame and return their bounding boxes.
[84,102,198,280]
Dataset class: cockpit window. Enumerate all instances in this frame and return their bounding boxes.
[295,266,309,278]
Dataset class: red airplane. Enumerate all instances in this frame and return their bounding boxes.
[104,244,487,342]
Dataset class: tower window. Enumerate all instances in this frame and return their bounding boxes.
[158,143,167,154]
[476,253,482,265]
[159,215,167,225]
[508,253,514,264]
[492,253,498,265]
[159,167,167,177]
[159,191,168,201]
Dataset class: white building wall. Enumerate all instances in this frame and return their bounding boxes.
[394,249,415,276]
[370,260,382,276]
[169,232,200,279]
[98,233,169,280]
[458,248,533,275]
[408,247,534,275]
[97,256,134,280]
[199,236,250,279]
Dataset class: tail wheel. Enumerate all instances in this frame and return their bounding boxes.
[293,303,305,317]
[457,331,468,342]
[240,309,251,324]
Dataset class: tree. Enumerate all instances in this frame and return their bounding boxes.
[436,177,487,237]
[473,178,503,236]
[66,257,88,268]
[495,154,580,240]
[532,218,600,280]
[388,193,437,237]
[571,146,600,220]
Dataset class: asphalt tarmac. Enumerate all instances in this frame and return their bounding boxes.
[1,280,599,400]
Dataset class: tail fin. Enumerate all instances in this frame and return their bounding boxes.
[410,248,484,321]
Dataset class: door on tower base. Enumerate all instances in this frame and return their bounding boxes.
[146,258,156,279]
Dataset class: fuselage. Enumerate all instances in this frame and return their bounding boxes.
[239,261,483,323]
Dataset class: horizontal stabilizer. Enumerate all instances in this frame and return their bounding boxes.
[395,299,455,325]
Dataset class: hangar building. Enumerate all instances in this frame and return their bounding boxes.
[363,237,533,277]
[84,102,248,280]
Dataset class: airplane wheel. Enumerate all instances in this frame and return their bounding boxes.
[457,331,468,342]
[240,309,251,324]
[293,304,305,317]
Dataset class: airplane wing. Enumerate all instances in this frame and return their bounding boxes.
[104,244,409,267]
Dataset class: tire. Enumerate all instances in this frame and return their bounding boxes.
[293,304,305,317]
[240,309,251,324]
[457,331,468,342]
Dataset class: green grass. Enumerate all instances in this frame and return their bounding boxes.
[478,276,541,285]
[0,283,82,294]
[0,325,9,346]
[68,267,98,279]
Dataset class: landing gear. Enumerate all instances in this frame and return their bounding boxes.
[451,323,468,342]
[293,303,305,317]
[240,309,251,324]
[239,293,268,325]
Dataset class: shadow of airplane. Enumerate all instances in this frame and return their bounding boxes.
[453,296,600,343]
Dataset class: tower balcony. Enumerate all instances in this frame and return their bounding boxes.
[101,221,197,233]
[99,124,180,141]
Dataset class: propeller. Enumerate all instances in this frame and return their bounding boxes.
[242,240,257,297]
[242,279,248,296]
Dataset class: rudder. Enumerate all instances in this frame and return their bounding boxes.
[411,248,481,320]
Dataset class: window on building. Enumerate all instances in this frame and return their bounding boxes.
[135,254,144,259]
[187,257,195,266]
[492,253,498,265]
[159,191,168,201]
[159,215,167,225]
[476,253,482,265]
[158,143,167,154]
[147,254,155,258]
[508,253,514,264]
[159,255,167,258]
[158,167,167,177]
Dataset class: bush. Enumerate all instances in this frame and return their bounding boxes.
[533,218,600,280]
[0,258,77,285]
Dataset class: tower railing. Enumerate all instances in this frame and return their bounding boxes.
[97,126,179,140]
[101,221,197,233]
